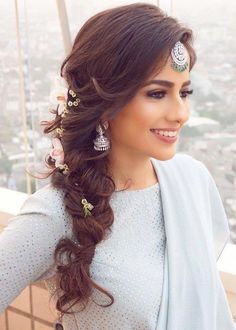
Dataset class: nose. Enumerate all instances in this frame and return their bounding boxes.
[166,96,189,124]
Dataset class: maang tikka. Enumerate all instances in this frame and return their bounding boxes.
[171,41,188,72]
[93,121,110,151]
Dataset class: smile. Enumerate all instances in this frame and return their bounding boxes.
[150,129,179,144]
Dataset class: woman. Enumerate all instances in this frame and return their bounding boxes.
[0,3,235,329]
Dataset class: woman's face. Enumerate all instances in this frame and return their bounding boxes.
[107,54,192,161]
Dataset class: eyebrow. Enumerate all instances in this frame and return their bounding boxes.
[141,79,191,88]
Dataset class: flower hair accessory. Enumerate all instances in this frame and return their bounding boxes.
[49,76,68,116]
[48,75,94,218]
[49,75,80,138]
[81,198,94,217]
[49,137,69,175]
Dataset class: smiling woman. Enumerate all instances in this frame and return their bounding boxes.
[0,2,235,330]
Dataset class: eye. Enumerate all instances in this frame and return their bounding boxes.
[147,90,167,99]
[180,89,194,98]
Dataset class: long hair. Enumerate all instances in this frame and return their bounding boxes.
[40,2,197,317]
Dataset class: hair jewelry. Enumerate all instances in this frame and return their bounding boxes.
[171,41,188,72]
[49,76,94,220]
[81,198,94,217]
[49,137,69,175]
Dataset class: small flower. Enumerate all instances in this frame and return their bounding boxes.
[49,87,68,104]
[49,76,68,107]
[57,103,67,116]
[55,127,65,138]
[49,138,64,167]
[57,163,69,175]
[81,198,94,217]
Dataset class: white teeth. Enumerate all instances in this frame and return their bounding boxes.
[152,129,177,137]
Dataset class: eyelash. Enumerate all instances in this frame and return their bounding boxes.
[147,89,194,99]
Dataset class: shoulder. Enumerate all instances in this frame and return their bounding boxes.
[152,152,212,184]
[5,184,71,241]
[173,152,213,180]
[19,183,65,216]
[18,184,72,232]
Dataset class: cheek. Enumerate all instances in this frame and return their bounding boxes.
[130,102,165,131]
[110,101,156,139]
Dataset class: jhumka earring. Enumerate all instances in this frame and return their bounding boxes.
[171,41,189,72]
[93,121,110,151]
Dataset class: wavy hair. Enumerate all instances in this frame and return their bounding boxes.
[39,2,197,317]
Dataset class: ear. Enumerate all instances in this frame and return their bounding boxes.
[100,113,110,130]
[102,121,109,130]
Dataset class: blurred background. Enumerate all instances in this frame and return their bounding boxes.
[0,0,235,244]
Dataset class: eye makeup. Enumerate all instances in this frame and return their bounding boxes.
[146,89,193,99]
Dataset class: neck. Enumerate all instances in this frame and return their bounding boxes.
[108,150,158,191]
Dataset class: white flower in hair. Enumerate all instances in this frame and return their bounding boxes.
[49,76,69,115]
[49,137,65,167]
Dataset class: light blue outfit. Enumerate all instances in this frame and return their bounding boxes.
[0,153,235,329]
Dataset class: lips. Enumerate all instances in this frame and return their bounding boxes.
[150,129,179,143]
[150,128,179,131]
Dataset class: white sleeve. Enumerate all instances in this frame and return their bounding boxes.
[0,191,69,313]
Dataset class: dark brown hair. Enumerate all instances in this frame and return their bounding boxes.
[40,2,196,317]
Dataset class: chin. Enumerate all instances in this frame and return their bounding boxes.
[150,149,177,161]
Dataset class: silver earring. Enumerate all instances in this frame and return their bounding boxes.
[93,122,110,151]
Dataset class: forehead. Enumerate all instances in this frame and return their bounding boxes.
[148,53,191,84]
